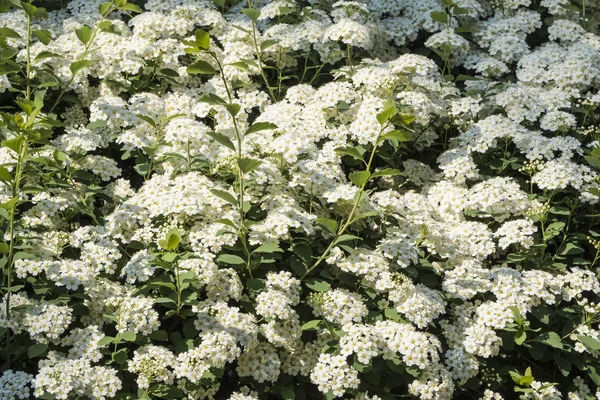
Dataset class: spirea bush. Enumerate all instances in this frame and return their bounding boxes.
[2,0,600,399]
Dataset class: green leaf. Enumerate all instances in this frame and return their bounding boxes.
[281,387,295,400]
[121,331,137,342]
[86,120,107,129]
[216,254,246,265]
[335,146,365,161]
[301,320,324,330]
[33,50,60,62]
[98,336,115,346]
[246,278,265,292]
[349,171,371,187]
[187,60,218,75]
[75,26,92,44]
[585,156,600,169]
[371,168,403,178]
[237,158,262,173]
[158,230,180,251]
[98,2,113,15]
[0,167,10,181]
[2,136,25,153]
[69,59,91,75]
[379,130,412,143]
[536,332,562,349]
[32,30,52,45]
[136,114,156,127]
[242,8,261,21]
[113,348,128,364]
[333,234,362,245]
[514,328,526,345]
[245,122,277,136]
[392,113,416,126]
[149,330,169,341]
[260,39,279,51]
[210,189,237,205]
[195,30,210,50]
[560,242,584,255]
[206,131,235,151]
[316,218,338,235]
[225,103,241,116]
[384,308,401,321]
[430,11,449,23]
[577,335,600,350]
[119,3,143,13]
[376,100,398,125]
[544,221,565,241]
[28,343,48,358]
[253,243,283,253]
[199,93,227,105]
[305,278,330,292]
[0,27,20,39]
[97,20,116,33]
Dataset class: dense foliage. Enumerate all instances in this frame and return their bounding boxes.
[1,0,600,399]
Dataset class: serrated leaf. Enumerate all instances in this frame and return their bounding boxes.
[379,130,412,143]
[75,26,92,44]
[187,60,218,75]
[210,189,237,205]
[245,122,277,136]
[305,278,330,292]
[301,319,324,330]
[536,332,562,349]
[335,146,364,161]
[206,131,236,151]
[316,218,338,235]
[237,158,262,173]
[69,59,90,75]
[216,254,246,265]
[349,171,371,187]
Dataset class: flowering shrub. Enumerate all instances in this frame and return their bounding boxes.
[1,0,600,399]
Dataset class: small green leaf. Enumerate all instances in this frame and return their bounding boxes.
[316,218,338,235]
[376,100,398,125]
[253,243,283,253]
[0,27,20,38]
[242,8,261,21]
[430,11,449,23]
[245,122,277,136]
[149,330,168,341]
[199,93,227,105]
[206,132,235,151]
[536,332,562,349]
[246,278,266,292]
[305,278,330,292]
[333,234,362,245]
[187,60,218,75]
[98,336,115,346]
[237,158,262,173]
[385,308,401,321]
[121,331,137,342]
[28,343,48,358]
[281,387,295,400]
[113,348,128,364]
[379,130,412,143]
[349,171,371,187]
[0,167,10,181]
[260,39,279,51]
[335,146,365,161]
[34,51,60,62]
[69,59,91,75]
[514,328,526,345]
[210,189,237,205]
[32,29,52,45]
[544,221,565,241]
[371,168,403,178]
[577,335,600,350]
[98,2,113,15]
[225,103,241,117]
[195,30,210,50]
[119,3,143,13]
[75,26,92,44]
[301,319,324,330]
[216,254,246,265]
